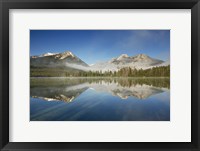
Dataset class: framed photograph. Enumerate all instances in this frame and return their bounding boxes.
[0,0,200,150]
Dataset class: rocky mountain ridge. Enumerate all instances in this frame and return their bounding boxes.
[31,51,169,72]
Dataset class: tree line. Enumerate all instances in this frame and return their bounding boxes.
[31,65,170,77]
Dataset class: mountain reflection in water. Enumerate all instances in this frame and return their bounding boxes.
[30,77,170,121]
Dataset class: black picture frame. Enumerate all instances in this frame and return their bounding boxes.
[0,0,200,151]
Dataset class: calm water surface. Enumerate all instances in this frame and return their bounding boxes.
[30,77,170,121]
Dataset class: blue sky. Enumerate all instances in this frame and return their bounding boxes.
[30,30,170,65]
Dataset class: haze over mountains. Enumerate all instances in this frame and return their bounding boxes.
[31,51,169,72]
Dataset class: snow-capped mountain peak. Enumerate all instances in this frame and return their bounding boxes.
[62,51,75,57]
[39,52,58,57]
[134,54,149,59]
[55,51,75,60]
[91,53,165,72]
[117,54,129,60]
[31,50,89,68]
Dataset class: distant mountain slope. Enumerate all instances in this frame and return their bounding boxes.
[31,51,89,68]
[90,54,165,72]
[31,51,169,73]
[153,59,170,67]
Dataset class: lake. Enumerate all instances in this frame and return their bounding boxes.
[30,77,170,121]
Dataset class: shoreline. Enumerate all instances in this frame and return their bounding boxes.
[30,76,170,79]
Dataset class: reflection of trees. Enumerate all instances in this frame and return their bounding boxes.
[31,78,90,88]
[31,77,170,89]
[30,77,169,102]
[86,78,170,89]
[115,78,170,89]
